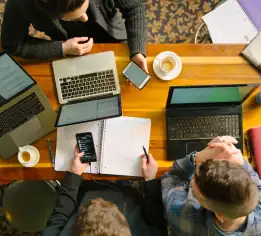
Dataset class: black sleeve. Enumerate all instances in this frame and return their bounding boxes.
[115,0,147,57]
[40,172,82,236]
[1,0,64,59]
[142,179,168,236]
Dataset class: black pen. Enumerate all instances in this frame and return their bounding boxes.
[48,138,55,166]
[244,137,253,163]
[142,146,149,162]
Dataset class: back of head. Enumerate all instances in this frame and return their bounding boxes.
[75,198,131,236]
[36,0,85,18]
[195,159,259,219]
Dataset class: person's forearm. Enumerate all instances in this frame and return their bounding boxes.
[142,179,168,235]
[161,154,195,211]
[40,172,82,236]
[3,37,64,59]
[116,0,146,57]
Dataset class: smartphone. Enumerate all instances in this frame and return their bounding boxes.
[123,61,150,89]
[76,132,97,163]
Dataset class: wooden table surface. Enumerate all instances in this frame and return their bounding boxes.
[1,44,261,183]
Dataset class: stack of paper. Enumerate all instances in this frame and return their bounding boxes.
[202,0,258,44]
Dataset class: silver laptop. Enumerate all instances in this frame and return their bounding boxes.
[0,52,57,159]
[52,51,121,104]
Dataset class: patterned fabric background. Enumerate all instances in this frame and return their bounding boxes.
[0,0,221,235]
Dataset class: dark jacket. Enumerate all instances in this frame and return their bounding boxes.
[40,172,168,236]
[1,0,146,59]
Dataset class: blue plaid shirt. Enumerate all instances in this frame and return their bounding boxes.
[161,154,261,236]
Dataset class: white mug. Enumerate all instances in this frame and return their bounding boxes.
[18,145,40,167]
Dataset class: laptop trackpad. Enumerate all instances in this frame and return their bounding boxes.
[10,118,44,147]
[186,141,208,154]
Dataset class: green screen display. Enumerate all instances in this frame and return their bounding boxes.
[170,86,254,104]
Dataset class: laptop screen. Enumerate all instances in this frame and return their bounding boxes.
[56,96,122,127]
[0,53,35,105]
[170,85,256,105]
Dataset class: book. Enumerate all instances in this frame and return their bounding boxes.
[55,117,151,177]
[238,0,261,31]
[248,126,261,178]
[202,0,258,43]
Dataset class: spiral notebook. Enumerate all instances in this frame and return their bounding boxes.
[55,117,151,176]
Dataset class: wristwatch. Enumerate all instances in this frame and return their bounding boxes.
[190,152,197,166]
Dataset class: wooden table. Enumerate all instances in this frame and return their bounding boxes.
[1,44,261,183]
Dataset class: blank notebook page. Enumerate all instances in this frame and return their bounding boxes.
[100,117,151,176]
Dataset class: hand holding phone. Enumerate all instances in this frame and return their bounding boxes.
[76,132,97,163]
[123,62,150,90]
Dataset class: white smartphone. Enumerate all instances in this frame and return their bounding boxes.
[122,62,150,89]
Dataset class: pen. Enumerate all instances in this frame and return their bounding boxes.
[244,137,253,163]
[48,138,55,166]
[142,146,149,162]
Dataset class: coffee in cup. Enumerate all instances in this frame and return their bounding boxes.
[160,56,176,74]
[18,145,40,167]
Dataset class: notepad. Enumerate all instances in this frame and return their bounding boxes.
[202,0,258,43]
[55,117,151,176]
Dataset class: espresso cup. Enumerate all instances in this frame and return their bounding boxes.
[18,145,40,167]
[159,56,176,74]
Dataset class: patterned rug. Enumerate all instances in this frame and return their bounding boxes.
[0,0,221,235]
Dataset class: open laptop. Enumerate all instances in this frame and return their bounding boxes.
[52,51,122,127]
[0,51,57,159]
[166,84,259,160]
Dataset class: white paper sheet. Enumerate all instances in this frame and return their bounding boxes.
[55,120,103,174]
[202,0,258,43]
[100,117,151,177]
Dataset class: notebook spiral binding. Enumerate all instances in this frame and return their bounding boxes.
[99,120,106,173]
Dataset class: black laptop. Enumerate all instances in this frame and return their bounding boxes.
[166,84,259,160]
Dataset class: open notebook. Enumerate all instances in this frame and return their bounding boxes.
[55,117,151,176]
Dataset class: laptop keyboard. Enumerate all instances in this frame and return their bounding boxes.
[0,93,45,138]
[169,115,240,140]
[59,70,117,100]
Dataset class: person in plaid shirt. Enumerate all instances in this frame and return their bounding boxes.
[161,136,261,236]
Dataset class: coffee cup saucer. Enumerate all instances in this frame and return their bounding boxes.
[18,145,40,167]
[153,51,182,81]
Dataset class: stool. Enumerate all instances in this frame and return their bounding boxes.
[3,180,59,233]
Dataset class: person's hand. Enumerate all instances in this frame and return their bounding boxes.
[195,136,242,166]
[141,154,158,181]
[208,136,244,166]
[132,53,148,73]
[62,37,93,56]
[71,145,89,176]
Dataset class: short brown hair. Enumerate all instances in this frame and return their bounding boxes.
[195,159,259,219]
[75,198,131,236]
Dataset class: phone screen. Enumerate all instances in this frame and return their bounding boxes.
[76,132,97,163]
[123,62,150,89]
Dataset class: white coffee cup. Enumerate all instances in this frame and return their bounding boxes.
[158,56,176,74]
[18,145,40,167]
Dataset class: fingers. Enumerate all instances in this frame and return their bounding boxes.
[78,38,93,55]
[141,155,147,169]
[74,145,80,156]
[141,61,149,73]
[75,152,84,160]
[74,37,89,43]
[209,142,241,154]
[209,136,238,145]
